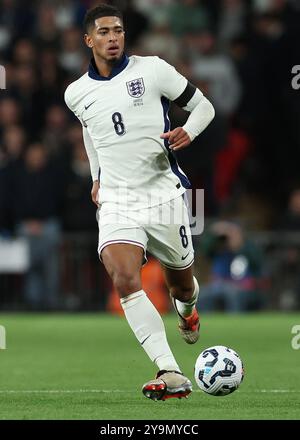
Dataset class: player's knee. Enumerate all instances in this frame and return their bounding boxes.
[112,269,141,297]
[170,285,194,302]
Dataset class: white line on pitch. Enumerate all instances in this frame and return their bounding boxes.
[0,390,126,394]
[0,389,299,394]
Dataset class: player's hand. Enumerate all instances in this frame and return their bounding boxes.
[91,180,100,207]
[160,127,191,151]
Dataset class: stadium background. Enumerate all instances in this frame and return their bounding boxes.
[0,0,300,422]
[1,0,300,312]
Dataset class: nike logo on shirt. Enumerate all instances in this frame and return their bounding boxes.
[84,100,96,110]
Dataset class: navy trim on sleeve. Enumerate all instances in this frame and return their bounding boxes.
[173,82,196,108]
[161,97,191,189]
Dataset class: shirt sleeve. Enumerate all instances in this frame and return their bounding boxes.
[153,57,188,101]
[64,84,74,112]
[64,84,100,182]
[182,90,215,141]
[82,126,100,182]
[152,57,215,141]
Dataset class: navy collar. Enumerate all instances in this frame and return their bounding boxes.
[88,53,129,81]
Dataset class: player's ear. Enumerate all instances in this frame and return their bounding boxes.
[84,34,93,49]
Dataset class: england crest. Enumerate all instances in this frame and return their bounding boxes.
[126,78,145,98]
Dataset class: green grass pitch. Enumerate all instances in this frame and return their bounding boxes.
[0,312,299,420]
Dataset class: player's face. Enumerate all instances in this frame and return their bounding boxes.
[85,16,125,62]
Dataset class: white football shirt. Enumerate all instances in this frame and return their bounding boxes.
[65,55,196,210]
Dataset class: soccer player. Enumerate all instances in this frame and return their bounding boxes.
[65,3,215,401]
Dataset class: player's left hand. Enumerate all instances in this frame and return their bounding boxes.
[160,127,191,151]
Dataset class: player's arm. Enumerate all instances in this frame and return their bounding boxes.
[161,86,215,151]
[82,126,101,207]
[64,86,101,207]
[155,58,215,151]
[168,85,215,151]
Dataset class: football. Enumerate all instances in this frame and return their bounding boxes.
[194,345,244,396]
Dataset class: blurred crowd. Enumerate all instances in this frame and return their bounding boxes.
[1,0,300,310]
[1,0,300,230]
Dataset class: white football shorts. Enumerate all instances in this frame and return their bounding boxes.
[97,195,194,270]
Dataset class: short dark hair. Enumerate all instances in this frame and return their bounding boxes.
[83,4,123,34]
